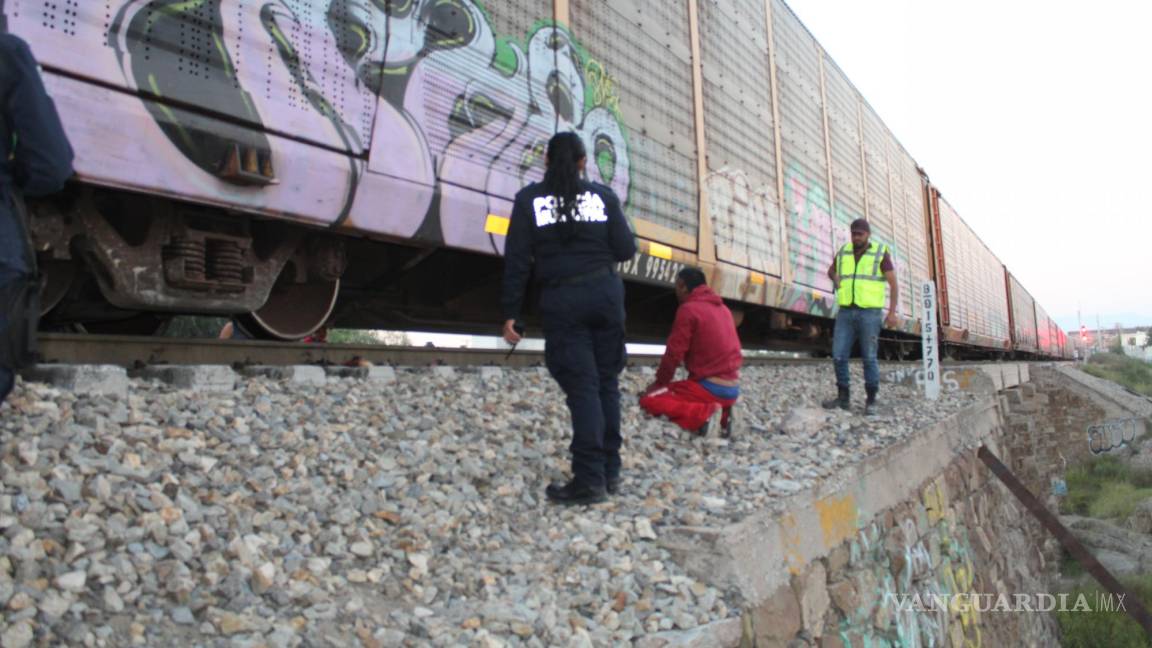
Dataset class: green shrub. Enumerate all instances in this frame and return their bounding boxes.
[1056,574,1152,647]
[1062,457,1134,516]
[326,329,381,345]
[1129,468,1152,489]
[1090,483,1152,519]
[1083,354,1152,397]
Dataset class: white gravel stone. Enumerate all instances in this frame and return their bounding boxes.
[635,518,658,540]
[771,479,804,494]
[171,606,196,625]
[0,361,978,645]
[55,570,86,593]
[1,620,34,648]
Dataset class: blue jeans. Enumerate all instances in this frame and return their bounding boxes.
[832,307,882,391]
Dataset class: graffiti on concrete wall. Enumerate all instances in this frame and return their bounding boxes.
[1087,418,1142,455]
[840,479,982,648]
[102,0,630,254]
[883,368,963,393]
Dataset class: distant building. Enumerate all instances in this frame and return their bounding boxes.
[1068,326,1151,359]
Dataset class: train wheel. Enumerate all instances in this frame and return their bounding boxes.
[39,259,77,316]
[236,275,340,341]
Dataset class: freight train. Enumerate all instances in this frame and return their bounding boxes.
[3,0,1070,358]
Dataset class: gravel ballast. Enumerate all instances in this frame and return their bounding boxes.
[0,363,979,646]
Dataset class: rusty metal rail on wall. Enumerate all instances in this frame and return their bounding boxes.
[35,333,852,369]
[978,446,1152,637]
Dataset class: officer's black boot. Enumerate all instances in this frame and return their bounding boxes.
[546,479,607,505]
[865,386,879,416]
[822,386,850,411]
[605,454,622,495]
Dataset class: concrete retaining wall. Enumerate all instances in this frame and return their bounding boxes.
[656,364,1065,647]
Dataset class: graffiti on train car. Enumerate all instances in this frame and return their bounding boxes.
[707,167,782,275]
[108,0,370,222]
[784,164,836,291]
[779,285,837,318]
[783,164,904,315]
[108,0,631,253]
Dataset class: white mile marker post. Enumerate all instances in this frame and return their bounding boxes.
[921,281,941,400]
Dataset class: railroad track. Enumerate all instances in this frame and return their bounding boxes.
[38,333,844,369]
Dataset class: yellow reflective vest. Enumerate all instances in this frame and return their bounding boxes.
[836,242,888,309]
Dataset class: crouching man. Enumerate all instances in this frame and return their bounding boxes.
[640,268,742,436]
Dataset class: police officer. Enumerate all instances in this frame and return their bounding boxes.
[501,131,637,505]
[0,33,75,406]
[822,219,899,415]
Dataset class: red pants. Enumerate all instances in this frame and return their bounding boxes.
[639,380,737,432]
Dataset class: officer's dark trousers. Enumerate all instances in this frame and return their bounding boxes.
[0,202,30,405]
[539,272,627,488]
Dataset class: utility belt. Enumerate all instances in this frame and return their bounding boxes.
[542,266,614,288]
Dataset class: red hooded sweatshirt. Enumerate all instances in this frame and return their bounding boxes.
[655,285,743,386]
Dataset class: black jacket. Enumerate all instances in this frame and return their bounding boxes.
[501,179,637,321]
[0,33,73,199]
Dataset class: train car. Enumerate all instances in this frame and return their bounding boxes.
[926,190,1010,354]
[1034,303,1055,356]
[6,0,1065,357]
[1004,270,1039,356]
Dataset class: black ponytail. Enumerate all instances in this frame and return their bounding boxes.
[543,131,586,242]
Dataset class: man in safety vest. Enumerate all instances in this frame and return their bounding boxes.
[821,219,899,415]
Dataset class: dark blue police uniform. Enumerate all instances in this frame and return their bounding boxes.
[0,34,75,403]
[501,180,637,489]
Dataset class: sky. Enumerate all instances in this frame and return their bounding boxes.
[783,0,1152,332]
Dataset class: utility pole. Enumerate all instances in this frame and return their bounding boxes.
[1078,307,1084,358]
[1097,314,1102,353]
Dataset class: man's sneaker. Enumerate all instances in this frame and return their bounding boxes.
[694,405,722,436]
[545,480,607,505]
[606,476,621,495]
[822,387,850,411]
[720,409,734,438]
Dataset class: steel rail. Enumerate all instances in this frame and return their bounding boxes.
[36,333,845,369]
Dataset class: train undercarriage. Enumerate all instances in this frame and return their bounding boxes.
[26,186,1010,360]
